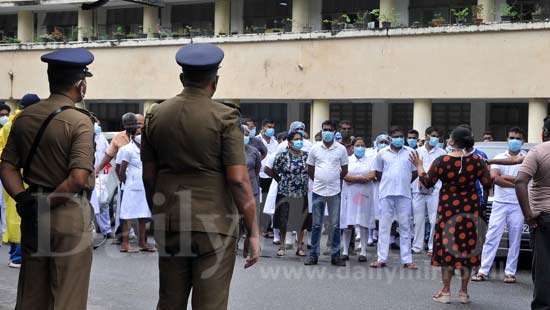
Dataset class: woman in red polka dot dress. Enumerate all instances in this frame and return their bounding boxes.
[410,126,492,305]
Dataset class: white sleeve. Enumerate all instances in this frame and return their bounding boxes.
[373,151,383,172]
[306,146,316,166]
[340,147,349,166]
[116,147,128,164]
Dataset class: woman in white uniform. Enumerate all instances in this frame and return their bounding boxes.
[118,135,154,253]
[340,137,376,262]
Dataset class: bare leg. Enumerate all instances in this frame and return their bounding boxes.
[121,220,130,249]
[279,230,287,252]
[441,267,453,293]
[138,218,147,248]
[460,267,472,294]
[297,229,305,252]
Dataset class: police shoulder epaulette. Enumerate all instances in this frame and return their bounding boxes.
[220,101,241,113]
[74,107,96,124]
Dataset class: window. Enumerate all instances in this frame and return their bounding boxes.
[243,0,292,33]
[487,103,528,141]
[42,11,78,41]
[0,14,17,39]
[390,103,413,132]
[106,7,144,35]
[241,103,288,134]
[87,101,143,132]
[432,102,470,137]
[409,0,477,26]
[322,0,378,29]
[330,102,373,143]
[171,3,214,35]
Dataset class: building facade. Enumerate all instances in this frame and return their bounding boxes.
[0,0,549,142]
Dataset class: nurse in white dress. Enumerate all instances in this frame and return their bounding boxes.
[118,135,154,253]
[340,138,376,262]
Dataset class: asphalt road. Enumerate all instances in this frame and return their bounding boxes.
[0,237,533,310]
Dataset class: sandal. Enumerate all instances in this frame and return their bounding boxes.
[120,246,139,253]
[458,291,470,304]
[139,245,157,252]
[369,261,386,268]
[503,275,516,284]
[432,290,451,304]
[277,248,286,257]
[403,263,418,270]
[296,249,306,257]
[471,273,488,282]
[426,251,433,257]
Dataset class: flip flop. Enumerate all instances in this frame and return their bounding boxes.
[369,261,386,268]
[403,263,418,270]
[120,247,139,253]
[139,246,157,253]
[503,275,516,284]
[432,290,451,304]
[471,273,488,282]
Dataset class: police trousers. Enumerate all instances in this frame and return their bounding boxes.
[156,231,236,310]
[532,212,550,310]
[16,198,93,310]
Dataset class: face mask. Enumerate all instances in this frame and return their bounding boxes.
[354,146,366,158]
[265,128,275,137]
[508,139,523,152]
[391,137,404,148]
[322,131,335,142]
[377,143,388,150]
[94,123,102,134]
[437,142,445,149]
[429,136,439,147]
[335,132,342,142]
[249,128,256,137]
[134,135,141,144]
[292,140,304,150]
[407,138,417,148]
[0,116,8,126]
[244,136,250,145]
[445,146,454,153]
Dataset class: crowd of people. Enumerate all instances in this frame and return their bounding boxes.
[0,44,548,310]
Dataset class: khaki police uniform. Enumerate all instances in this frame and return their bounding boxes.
[142,86,245,310]
[1,94,95,310]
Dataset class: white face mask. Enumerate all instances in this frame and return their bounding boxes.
[0,116,8,126]
[134,135,141,144]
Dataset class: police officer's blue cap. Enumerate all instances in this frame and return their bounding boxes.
[176,43,224,72]
[41,48,94,78]
[19,93,40,108]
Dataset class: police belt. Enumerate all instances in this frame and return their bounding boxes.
[27,184,90,199]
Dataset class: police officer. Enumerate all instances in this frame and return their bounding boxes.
[141,43,260,310]
[0,48,95,310]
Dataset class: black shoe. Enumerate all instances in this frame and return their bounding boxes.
[304,257,318,266]
[307,244,312,249]
[358,255,368,263]
[341,255,349,261]
[373,238,378,244]
[331,256,347,267]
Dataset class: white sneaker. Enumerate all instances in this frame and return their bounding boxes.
[8,261,21,268]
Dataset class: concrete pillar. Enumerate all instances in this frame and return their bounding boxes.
[292,0,310,33]
[161,4,172,28]
[528,99,548,143]
[308,0,322,32]
[215,0,231,35]
[310,100,330,141]
[17,11,34,43]
[78,9,93,41]
[372,101,390,138]
[395,0,410,27]
[413,99,432,139]
[230,0,244,34]
[380,0,397,26]
[143,7,159,38]
[470,102,487,141]
[478,0,496,23]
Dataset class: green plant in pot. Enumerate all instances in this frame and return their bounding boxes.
[7,37,20,44]
[451,7,469,25]
[340,14,353,29]
[282,17,292,32]
[113,25,126,40]
[500,3,518,23]
[322,19,340,35]
[369,9,380,29]
[354,11,367,29]
[50,27,65,42]
[471,4,484,25]
[431,12,446,27]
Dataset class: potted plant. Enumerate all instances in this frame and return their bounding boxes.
[471,4,484,25]
[431,12,446,27]
[282,17,292,32]
[369,9,380,29]
[50,27,65,42]
[451,7,469,25]
[532,4,544,22]
[126,32,138,39]
[340,14,353,29]
[7,37,20,44]
[322,19,341,35]
[500,3,518,23]
[379,9,399,29]
[354,11,368,30]
[39,33,53,43]
[113,25,126,40]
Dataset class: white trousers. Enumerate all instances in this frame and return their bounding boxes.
[412,193,439,252]
[377,196,413,264]
[479,201,524,276]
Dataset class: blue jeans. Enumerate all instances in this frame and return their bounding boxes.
[9,243,21,264]
[309,192,341,259]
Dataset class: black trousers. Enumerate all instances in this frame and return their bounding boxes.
[532,212,550,310]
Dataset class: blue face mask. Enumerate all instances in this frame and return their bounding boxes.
[322,131,335,142]
[391,137,404,148]
[94,123,102,134]
[292,140,304,150]
[335,132,343,142]
[265,128,275,137]
[429,136,439,147]
[508,139,523,152]
[244,136,250,145]
[249,128,256,137]
[445,145,454,153]
[354,146,366,158]
[377,143,388,150]
[407,138,417,148]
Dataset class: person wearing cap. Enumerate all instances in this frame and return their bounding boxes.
[0,48,95,309]
[141,43,260,310]
[0,93,41,269]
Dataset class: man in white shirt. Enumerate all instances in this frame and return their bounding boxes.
[304,120,348,266]
[412,126,447,255]
[371,127,418,269]
[473,127,527,283]
[257,118,279,241]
